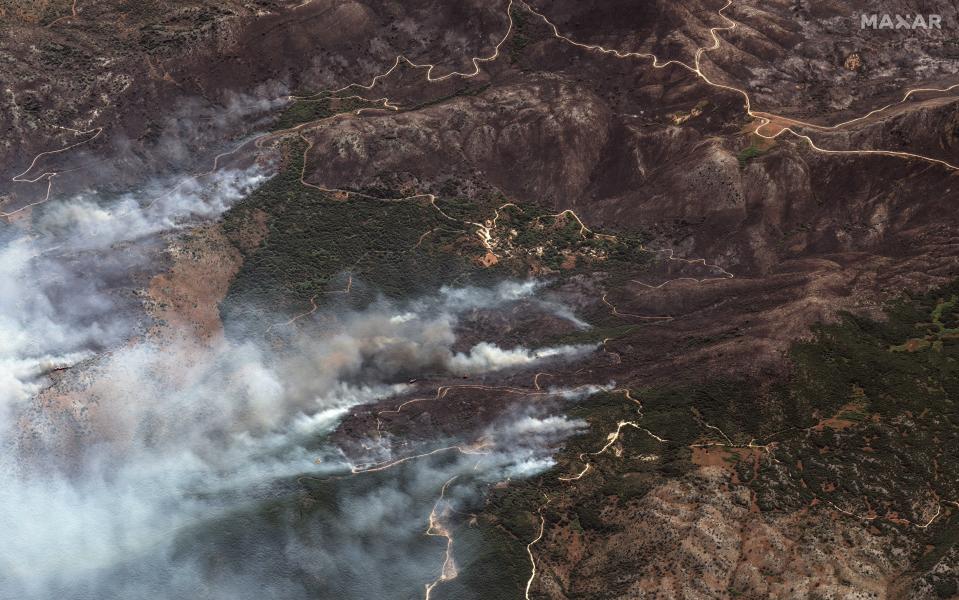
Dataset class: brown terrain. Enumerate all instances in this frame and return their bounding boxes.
[4,0,959,598]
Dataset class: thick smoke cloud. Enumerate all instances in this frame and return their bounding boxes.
[0,165,269,415]
[0,145,599,599]
[1,297,593,597]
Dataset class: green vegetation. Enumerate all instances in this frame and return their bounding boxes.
[215,148,959,596]
[404,82,491,112]
[478,202,653,277]
[272,95,380,131]
[509,8,530,63]
[736,144,763,168]
[484,388,692,532]
[136,8,231,55]
[746,283,959,526]
[211,139,959,598]
[890,294,959,352]
[220,141,489,321]
[480,280,959,593]
[220,142,655,325]
[277,81,490,132]
[780,284,959,423]
[917,512,959,573]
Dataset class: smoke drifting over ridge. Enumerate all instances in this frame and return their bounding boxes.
[2,289,593,598]
[0,164,270,407]
[1,156,601,598]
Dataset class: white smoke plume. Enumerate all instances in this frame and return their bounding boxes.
[35,166,270,249]
[0,291,594,598]
[447,341,591,375]
[481,412,589,479]
[0,142,599,599]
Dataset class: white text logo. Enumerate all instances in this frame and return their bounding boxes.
[860,14,943,29]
